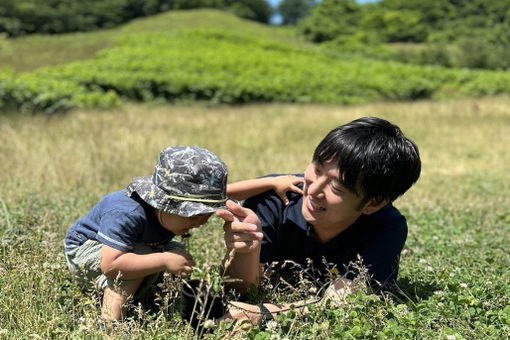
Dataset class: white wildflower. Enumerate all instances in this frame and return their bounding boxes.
[202,319,216,330]
[0,329,8,335]
[460,283,468,289]
[446,335,456,340]
[78,323,89,332]
[265,320,279,333]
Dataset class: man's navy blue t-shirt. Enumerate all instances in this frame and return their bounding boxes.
[243,178,408,290]
[65,190,175,253]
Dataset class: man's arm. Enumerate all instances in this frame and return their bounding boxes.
[227,175,303,204]
[223,277,356,326]
[216,200,264,294]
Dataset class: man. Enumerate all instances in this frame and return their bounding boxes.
[217,117,421,324]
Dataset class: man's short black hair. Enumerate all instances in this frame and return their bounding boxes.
[313,117,421,204]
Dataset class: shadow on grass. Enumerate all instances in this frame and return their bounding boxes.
[392,276,440,303]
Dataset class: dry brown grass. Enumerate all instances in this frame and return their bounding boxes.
[2,97,508,214]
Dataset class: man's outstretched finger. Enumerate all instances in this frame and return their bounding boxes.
[229,220,259,233]
[229,232,263,243]
[225,200,251,218]
[227,240,257,251]
[216,208,234,223]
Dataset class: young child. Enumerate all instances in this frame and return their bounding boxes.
[64,146,229,320]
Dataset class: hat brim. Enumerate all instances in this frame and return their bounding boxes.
[126,177,227,217]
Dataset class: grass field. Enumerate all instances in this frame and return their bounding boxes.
[0,97,509,339]
[1,7,509,339]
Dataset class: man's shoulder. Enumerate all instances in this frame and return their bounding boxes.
[362,204,407,237]
[374,204,405,221]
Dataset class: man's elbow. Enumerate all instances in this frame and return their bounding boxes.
[321,278,356,307]
[224,268,261,296]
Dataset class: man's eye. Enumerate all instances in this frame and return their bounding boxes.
[331,185,343,193]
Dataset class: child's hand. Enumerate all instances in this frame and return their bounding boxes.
[164,250,196,278]
[273,175,303,205]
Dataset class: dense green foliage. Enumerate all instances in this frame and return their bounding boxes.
[0,0,271,36]
[224,0,272,24]
[0,26,510,113]
[0,70,121,113]
[277,0,316,25]
[300,0,510,70]
[301,0,362,42]
[2,27,510,114]
[302,0,510,43]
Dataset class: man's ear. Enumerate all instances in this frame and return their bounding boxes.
[361,198,390,215]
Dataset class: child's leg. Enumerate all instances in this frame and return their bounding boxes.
[100,242,164,320]
[102,278,144,321]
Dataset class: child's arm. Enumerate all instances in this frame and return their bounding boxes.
[227,175,303,205]
[100,245,195,280]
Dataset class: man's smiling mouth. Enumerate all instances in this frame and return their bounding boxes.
[307,197,326,212]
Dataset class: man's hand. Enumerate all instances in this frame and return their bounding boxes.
[217,200,263,254]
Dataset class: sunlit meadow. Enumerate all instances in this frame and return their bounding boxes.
[0,97,509,338]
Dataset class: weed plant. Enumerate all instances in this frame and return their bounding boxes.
[0,98,509,338]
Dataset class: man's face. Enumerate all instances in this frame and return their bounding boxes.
[301,160,365,242]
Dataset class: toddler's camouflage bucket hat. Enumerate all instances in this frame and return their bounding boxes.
[126,146,228,217]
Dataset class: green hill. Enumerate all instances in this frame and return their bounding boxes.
[1,9,510,114]
[0,9,301,73]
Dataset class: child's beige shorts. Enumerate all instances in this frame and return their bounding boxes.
[65,239,184,298]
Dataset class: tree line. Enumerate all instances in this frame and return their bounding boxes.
[0,0,271,36]
[296,0,510,70]
[2,0,510,70]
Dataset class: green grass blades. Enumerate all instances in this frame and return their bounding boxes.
[1,99,509,338]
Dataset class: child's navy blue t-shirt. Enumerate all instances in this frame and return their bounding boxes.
[243,178,408,290]
[65,190,175,253]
